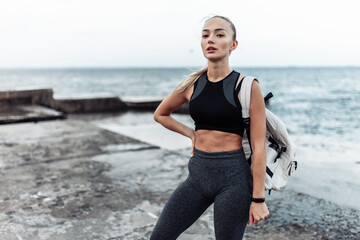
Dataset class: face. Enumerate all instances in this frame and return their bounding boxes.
[201,17,238,62]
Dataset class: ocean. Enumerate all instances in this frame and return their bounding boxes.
[1,67,359,209]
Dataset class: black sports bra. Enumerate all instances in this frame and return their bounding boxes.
[189,70,245,136]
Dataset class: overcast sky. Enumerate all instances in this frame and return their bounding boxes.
[0,0,359,68]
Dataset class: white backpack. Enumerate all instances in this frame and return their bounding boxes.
[239,76,297,193]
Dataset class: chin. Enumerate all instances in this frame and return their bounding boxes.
[205,55,223,62]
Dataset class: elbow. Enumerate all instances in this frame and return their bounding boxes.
[153,103,171,123]
[153,104,160,122]
[153,109,165,123]
[154,112,170,124]
[153,111,160,123]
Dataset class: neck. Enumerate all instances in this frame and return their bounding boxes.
[207,60,232,82]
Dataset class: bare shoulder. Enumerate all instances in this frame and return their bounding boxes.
[169,83,194,102]
[251,80,263,96]
[250,79,265,110]
[167,85,188,104]
[154,84,191,116]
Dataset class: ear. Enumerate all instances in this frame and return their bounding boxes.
[230,40,238,51]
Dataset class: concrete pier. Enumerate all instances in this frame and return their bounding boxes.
[0,115,359,239]
[54,93,128,113]
[0,104,66,124]
[0,89,65,124]
[0,88,189,124]
[0,89,359,239]
[0,88,55,108]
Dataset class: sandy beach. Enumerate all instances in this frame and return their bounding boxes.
[0,112,359,240]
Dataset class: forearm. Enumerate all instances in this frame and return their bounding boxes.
[154,115,194,139]
[251,145,266,198]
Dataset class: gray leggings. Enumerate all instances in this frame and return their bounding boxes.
[150,147,252,240]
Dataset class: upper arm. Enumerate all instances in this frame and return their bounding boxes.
[154,86,190,117]
[249,81,266,149]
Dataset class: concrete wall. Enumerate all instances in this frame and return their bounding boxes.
[0,89,55,108]
[54,97,128,113]
[0,89,189,114]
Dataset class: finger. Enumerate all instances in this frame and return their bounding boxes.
[249,213,253,226]
[253,216,259,224]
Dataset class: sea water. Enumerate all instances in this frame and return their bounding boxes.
[1,67,359,209]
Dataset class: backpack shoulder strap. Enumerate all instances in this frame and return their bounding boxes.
[239,76,257,165]
[239,76,256,118]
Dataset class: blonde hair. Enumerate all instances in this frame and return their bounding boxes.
[176,66,208,92]
[176,15,236,93]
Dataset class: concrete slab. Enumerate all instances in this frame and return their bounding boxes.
[0,105,66,125]
[0,118,358,240]
[0,89,54,108]
[0,119,155,169]
[0,88,190,115]
[89,112,194,150]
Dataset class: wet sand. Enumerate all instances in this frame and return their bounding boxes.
[0,115,359,239]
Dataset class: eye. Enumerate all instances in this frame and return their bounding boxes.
[202,34,209,38]
[217,34,225,37]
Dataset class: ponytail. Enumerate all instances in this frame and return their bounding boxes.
[176,67,208,93]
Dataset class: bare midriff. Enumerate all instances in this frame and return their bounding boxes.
[194,129,243,152]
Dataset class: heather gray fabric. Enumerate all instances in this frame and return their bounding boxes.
[150,147,252,240]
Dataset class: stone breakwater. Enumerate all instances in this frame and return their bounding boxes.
[0,114,359,240]
[0,88,188,125]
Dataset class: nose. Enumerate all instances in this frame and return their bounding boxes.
[208,34,215,43]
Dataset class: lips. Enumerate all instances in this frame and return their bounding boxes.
[206,46,218,51]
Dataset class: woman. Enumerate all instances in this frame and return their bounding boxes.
[150,15,269,240]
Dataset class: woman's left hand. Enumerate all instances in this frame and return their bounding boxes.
[249,202,269,226]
